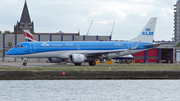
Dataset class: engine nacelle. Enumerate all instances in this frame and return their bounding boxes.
[47,58,63,63]
[69,54,86,63]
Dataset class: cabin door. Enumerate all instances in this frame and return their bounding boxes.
[30,43,35,53]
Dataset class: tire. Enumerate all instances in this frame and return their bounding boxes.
[23,62,27,66]
[89,61,96,66]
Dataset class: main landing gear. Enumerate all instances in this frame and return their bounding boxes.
[89,60,96,66]
[73,60,96,66]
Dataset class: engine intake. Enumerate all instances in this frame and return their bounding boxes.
[69,54,85,63]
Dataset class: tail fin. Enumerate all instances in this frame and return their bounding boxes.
[24,30,37,42]
[130,17,157,43]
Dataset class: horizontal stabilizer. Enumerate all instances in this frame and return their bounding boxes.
[143,42,172,47]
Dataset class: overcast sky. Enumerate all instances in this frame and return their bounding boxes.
[0,0,177,41]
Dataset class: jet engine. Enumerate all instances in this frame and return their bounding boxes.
[47,58,63,63]
[69,54,86,63]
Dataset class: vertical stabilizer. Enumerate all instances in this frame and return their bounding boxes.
[130,17,157,43]
[24,30,37,42]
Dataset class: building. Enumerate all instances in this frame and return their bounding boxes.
[13,1,34,34]
[134,41,174,63]
[174,0,180,44]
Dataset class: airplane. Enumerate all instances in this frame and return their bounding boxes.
[6,17,161,66]
[23,30,133,64]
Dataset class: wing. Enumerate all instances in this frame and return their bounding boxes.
[84,49,127,56]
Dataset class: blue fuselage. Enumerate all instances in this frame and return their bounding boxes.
[6,41,154,59]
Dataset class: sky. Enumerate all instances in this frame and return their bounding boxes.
[0,0,177,41]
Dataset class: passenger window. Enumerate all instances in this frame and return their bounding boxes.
[89,46,91,47]
[63,46,65,48]
[111,46,113,47]
[56,46,58,48]
[92,46,94,47]
[49,46,51,48]
[114,46,116,47]
[102,46,103,47]
[74,46,75,48]
[81,46,83,48]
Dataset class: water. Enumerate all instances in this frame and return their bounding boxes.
[0,80,180,101]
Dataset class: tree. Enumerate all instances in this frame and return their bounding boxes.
[4,31,11,34]
[0,31,1,34]
[175,42,180,47]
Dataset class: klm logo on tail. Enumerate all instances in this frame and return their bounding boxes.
[142,27,153,35]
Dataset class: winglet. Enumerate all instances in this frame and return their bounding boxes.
[130,40,141,50]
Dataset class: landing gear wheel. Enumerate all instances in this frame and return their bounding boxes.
[74,63,81,66]
[23,62,27,66]
[89,60,96,66]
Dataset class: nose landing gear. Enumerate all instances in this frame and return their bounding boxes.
[22,58,27,66]
[23,62,27,66]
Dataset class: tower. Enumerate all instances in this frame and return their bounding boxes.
[174,0,180,44]
[13,0,34,34]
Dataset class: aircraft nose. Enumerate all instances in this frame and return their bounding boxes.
[6,49,14,56]
[6,51,11,56]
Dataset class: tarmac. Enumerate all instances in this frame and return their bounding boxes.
[0,61,179,67]
[0,61,57,67]
[1,62,180,80]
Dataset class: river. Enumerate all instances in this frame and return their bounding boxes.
[0,80,180,101]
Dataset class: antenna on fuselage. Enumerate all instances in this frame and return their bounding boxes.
[110,20,115,37]
[86,20,93,36]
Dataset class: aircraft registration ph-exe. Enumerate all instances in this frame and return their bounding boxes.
[6,17,165,66]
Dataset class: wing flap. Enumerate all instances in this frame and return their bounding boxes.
[85,49,126,56]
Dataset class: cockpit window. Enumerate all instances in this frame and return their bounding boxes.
[15,45,19,48]
[20,45,24,48]
[14,45,24,48]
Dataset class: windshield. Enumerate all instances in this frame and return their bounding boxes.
[14,45,24,48]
